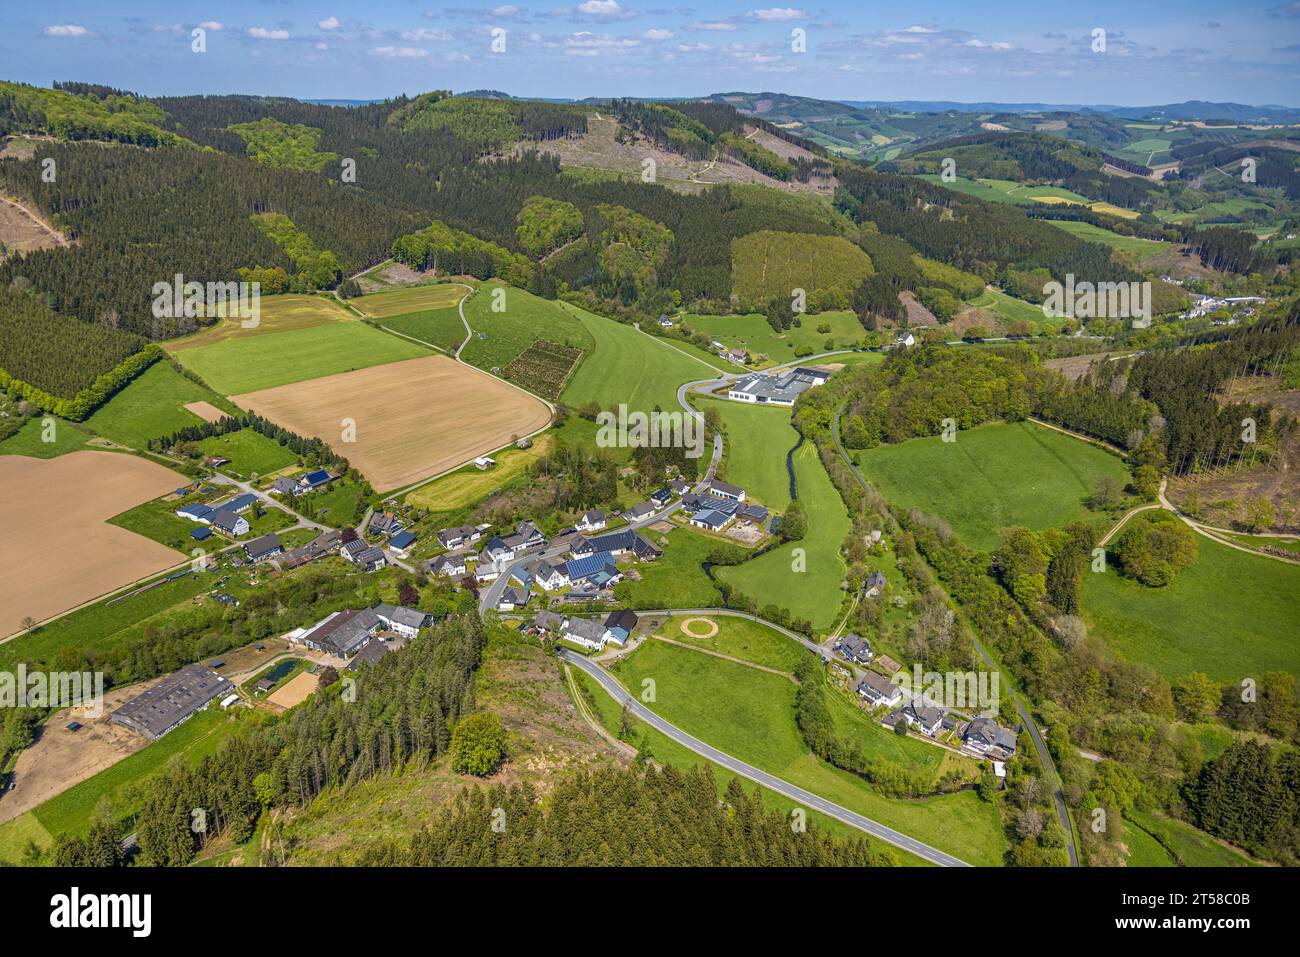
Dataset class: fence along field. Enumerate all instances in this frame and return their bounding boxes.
[0,451,187,638]
[230,354,551,493]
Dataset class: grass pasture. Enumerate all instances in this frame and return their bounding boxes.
[683,310,866,366]
[615,529,724,609]
[609,637,1006,865]
[662,614,810,673]
[231,354,551,493]
[561,302,718,415]
[460,280,594,375]
[1125,810,1258,867]
[854,420,1128,552]
[1046,220,1169,257]
[405,434,555,513]
[350,283,467,319]
[0,417,91,458]
[173,320,430,396]
[698,395,799,510]
[195,428,297,478]
[1083,529,1300,682]
[164,294,353,350]
[84,361,238,448]
[717,442,850,631]
[378,306,466,354]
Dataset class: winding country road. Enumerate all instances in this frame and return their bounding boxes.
[831,406,1081,867]
[560,648,972,867]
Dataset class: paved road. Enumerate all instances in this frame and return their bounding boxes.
[831,406,1080,867]
[560,649,971,867]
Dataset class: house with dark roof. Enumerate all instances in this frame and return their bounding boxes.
[669,478,691,496]
[561,616,612,651]
[962,716,1018,757]
[737,502,770,525]
[856,671,903,708]
[689,509,732,532]
[898,700,945,737]
[375,603,430,638]
[430,553,468,578]
[189,526,213,541]
[864,570,887,597]
[369,510,403,537]
[707,480,746,502]
[436,524,484,550]
[624,501,657,521]
[498,587,531,611]
[347,638,397,670]
[353,546,386,572]
[210,508,249,537]
[244,533,283,563]
[529,560,570,590]
[835,633,873,665]
[564,551,621,588]
[299,608,382,658]
[649,487,673,507]
[220,493,259,513]
[572,529,638,558]
[603,609,639,644]
[576,509,607,532]
[533,610,566,634]
[633,535,662,561]
[110,664,233,740]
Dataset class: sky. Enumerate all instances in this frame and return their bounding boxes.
[2,1,1299,106]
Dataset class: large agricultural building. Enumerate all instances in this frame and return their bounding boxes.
[110,664,233,740]
[726,367,830,406]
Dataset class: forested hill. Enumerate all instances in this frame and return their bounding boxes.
[0,81,1265,413]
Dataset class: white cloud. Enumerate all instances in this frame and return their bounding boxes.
[904,25,937,33]
[446,51,471,61]
[693,21,738,31]
[153,24,184,35]
[248,27,290,40]
[642,28,674,40]
[577,0,635,17]
[492,4,521,14]
[371,45,431,58]
[44,24,88,37]
[564,32,640,55]
[199,21,224,31]
[402,27,451,41]
[318,16,340,31]
[678,41,710,51]
[748,8,806,21]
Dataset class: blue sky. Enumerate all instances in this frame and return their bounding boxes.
[3,1,1298,105]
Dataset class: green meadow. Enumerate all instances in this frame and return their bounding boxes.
[614,529,724,610]
[173,321,429,395]
[683,310,866,366]
[1045,220,1169,257]
[854,420,1129,551]
[610,637,1006,865]
[0,417,91,458]
[698,395,799,510]
[561,301,717,415]
[717,442,850,631]
[83,361,238,448]
[459,280,594,373]
[378,306,466,354]
[196,428,297,477]
[1083,529,1300,683]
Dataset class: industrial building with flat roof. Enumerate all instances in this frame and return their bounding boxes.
[726,367,830,406]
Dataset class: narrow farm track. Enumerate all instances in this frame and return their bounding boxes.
[831,405,1081,867]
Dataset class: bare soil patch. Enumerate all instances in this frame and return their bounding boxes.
[0,678,161,824]
[266,671,319,711]
[680,617,719,639]
[0,194,68,259]
[183,400,228,423]
[0,451,186,637]
[231,355,551,492]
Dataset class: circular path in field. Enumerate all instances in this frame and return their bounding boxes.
[679,617,719,639]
